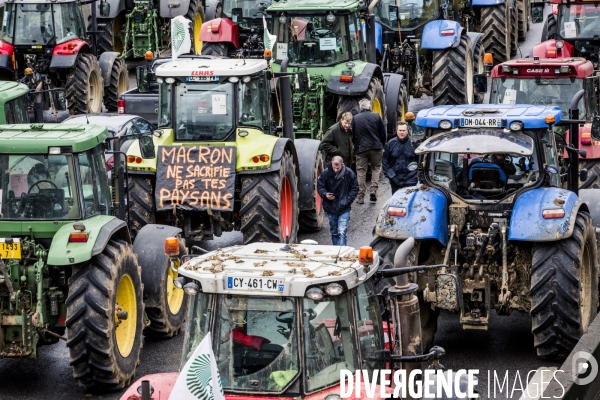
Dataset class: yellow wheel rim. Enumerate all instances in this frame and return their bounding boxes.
[401,96,406,122]
[373,98,383,118]
[115,273,137,358]
[194,13,203,54]
[167,259,185,315]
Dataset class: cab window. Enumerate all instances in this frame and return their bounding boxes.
[354,281,385,371]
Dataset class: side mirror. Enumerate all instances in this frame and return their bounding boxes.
[53,91,67,111]
[474,73,488,94]
[100,0,110,18]
[591,115,600,141]
[580,168,589,182]
[139,136,155,159]
[136,65,150,93]
[531,5,544,23]
[231,7,243,22]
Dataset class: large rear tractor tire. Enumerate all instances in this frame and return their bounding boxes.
[201,42,230,57]
[186,0,205,55]
[66,54,103,115]
[204,0,223,21]
[104,58,129,112]
[66,240,144,389]
[530,212,599,360]
[97,17,124,55]
[370,236,439,351]
[517,0,528,41]
[432,34,474,105]
[299,152,324,233]
[240,151,299,244]
[580,160,600,189]
[472,38,486,104]
[481,4,512,63]
[337,77,387,124]
[541,14,557,41]
[511,4,519,56]
[127,175,156,238]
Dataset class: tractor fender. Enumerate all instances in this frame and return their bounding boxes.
[467,31,484,50]
[133,224,182,308]
[98,52,120,87]
[421,20,464,50]
[94,0,126,19]
[237,138,299,177]
[326,63,384,96]
[361,21,383,56]
[294,138,322,211]
[509,188,588,241]
[200,18,240,47]
[383,72,404,127]
[49,41,91,71]
[47,216,130,266]
[374,186,448,246]
[160,0,191,18]
[0,55,14,73]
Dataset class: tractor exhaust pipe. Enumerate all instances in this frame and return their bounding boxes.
[34,82,44,123]
[279,57,294,141]
[569,89,585,196]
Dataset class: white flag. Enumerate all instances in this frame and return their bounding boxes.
[169,332,225,400]
[263,15,277,52]
[172,15,192,61]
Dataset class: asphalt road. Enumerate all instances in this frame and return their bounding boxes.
[7,7,560,399]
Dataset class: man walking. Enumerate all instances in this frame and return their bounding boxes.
[321,112,354,165]
[317,156,359,246]
[351,99,387,203]
[383,121,418,193]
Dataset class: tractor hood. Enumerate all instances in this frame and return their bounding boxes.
[415,129,534,156]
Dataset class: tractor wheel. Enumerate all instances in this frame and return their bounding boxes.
[580,160,600,189]
[186,0,205,55]
[383,74,408,139]
[542,14,557,41]
[370,236,439,350]
[530,212,599,360]
[481,4,511,63]
[201,42,230,57]
[143,238,188,338]
[66,53,103,115]
[66,239,143,389]
[472,38,485,104]
[337,77,386,125]
[204,0,223,21]
[97,17,124,55]
[240,151,299,244]
[511,4,519,56]
[432,34,474,105]
[104,58,129,112]
[517,0,528,41]
[526,0,531,30]
[299,151,324,233]
[127,175,156,238]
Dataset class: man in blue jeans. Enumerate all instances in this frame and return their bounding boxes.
[317,156,359,246]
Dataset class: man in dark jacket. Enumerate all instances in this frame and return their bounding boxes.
[317,156,359,246]
[383,122,418,193]
[351,99,387,203]
[321,112,353,164]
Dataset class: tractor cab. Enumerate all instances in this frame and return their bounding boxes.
[374,0,441,33]
[222,0,273,31]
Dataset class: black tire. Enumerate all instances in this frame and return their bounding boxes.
[472,38,485,104]
[517,0,527,41]
[384,76,408,139]
[204,0,223,21]
[127,175,156,238]
[432,34,474,105]
[337,77,387,126]
[299,152,325,233]
[542,14,557,41]
[580,160,600,189]
[97,17,124,55]
[66,239,144,389]
[65,54,103,115]
[103,58,129,112]
[530,212,599,360]
[240,151,299,244]
[201,42,230,57]
[143,238,189,338]
[186,0,205,55]
[481,4,511,63]
[370,236,439,350]
[511,4,519,56]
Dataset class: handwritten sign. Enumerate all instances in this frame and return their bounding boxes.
[155,146,236,211]
[319,38,336,50]
[276,43,288,60]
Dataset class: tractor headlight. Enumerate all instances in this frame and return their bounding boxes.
[174,277,187,289]
[305,287,324,301]
[279,12,287,24]
[556,40,564,49]
[325,283,343,296]
[165,77,176,84]
[183,282,200,295]
[156,78,164,84]
[439,120,452,130]
[509,121,523,131]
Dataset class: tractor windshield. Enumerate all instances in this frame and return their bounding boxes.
[557,3,600,39]
[272,13,351,65]
[490,77,587,118]
[0,3,85,46]
[374,0,441,31]
[222,0,271,29]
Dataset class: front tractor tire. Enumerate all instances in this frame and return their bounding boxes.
[66,240,144,389]
[104,58,129,111]
[186,0,205,55]
[530,212,599,360]
[299,151,325,233]
[66,53,103,115]
[201,42,230,57]
[337,77,387,126]
[432,34,474,105]
[480,4,512,63]
[127,175,156,238]
[240,151,299,244]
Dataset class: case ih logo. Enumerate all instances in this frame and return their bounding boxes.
[191,70,215,76]
[525,68,550,73]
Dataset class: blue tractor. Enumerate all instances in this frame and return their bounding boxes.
[371,104,600,360]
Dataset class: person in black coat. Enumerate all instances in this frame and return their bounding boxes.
[317,156,359,246]
[383,122,418,193]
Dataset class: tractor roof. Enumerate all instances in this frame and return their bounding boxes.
[155,58,267,77]
[178,242,380,297]
[268,0,359,12]
[491,57,593,78]
[0,124,108,153]
[415,104,563,130]
[0,81,29,105]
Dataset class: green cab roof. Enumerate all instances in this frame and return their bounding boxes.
[0,124,108,153]
[0,81,29,105]
[267,0,359,12]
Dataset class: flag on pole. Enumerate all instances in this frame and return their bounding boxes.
[171,15,192,61]
[169,333,225,400]
[263,15,277,52]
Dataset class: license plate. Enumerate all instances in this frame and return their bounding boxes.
[225,276,285,292]
[0,238,21,260]
[459,118,501,128]
[186,76,219,82]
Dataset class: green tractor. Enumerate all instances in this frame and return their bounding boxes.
[0,81,30,124]
[0,123,188,388]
